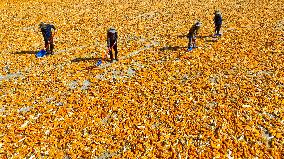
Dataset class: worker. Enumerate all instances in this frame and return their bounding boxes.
[107,27,118,62]
[214,10,222,36]
[39,22,56,55]
[187,21,201,51]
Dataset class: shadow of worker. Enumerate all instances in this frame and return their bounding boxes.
[71,57,103,63]
[12,51,37,55]
[159,46,187,51]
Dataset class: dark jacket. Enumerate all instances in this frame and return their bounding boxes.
[214,14,222,25]
[187,23,201,37]
[41,24,56,41]
[107,29,118,47]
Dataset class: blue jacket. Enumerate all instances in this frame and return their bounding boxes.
[41,24,56,41]
[214,14,222,25]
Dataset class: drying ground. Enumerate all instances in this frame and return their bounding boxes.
[0,0,283,158]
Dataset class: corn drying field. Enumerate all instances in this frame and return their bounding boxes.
[0,0,283,158]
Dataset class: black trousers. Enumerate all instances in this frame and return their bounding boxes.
[109,43,118,60]
[215,24,221,35]
[188,35,196,48]
[44,37,54,54]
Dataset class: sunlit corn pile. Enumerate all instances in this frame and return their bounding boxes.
[0,0,283,158]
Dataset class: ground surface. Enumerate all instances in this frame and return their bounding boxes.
[0,0,283,158]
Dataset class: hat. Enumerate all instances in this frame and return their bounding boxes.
[108,27,116,33]
[39,22,47,29]
[215,10,221,15]
[195,21,201,26]
[109,26,115,30]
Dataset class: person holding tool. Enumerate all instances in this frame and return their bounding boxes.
[107,27,118,62]
[187,21,201,51]
[39,22,56,55]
